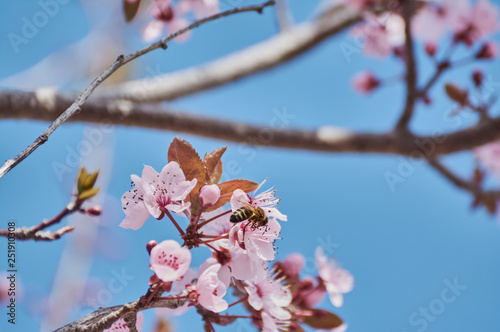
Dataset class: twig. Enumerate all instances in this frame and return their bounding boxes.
[96,4,364,102]
[395,0,417,130]
[0,1,276,180]
[427,158,500,202]
[0,200,83,241]
[417,61,450,98]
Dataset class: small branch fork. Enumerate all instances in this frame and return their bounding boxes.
[0,1,276,180]
[0,199,84,241]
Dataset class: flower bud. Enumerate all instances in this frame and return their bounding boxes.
[425,42,437,57]
[146,240,158,255]
[351,71,380,95]
[472,70,484,87]
[85,205,102,216]
[199,184,220,208]
[476,42,498,60]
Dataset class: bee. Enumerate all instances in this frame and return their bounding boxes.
[230,205,268,234]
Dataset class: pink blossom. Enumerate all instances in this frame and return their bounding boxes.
[336,0,381,11]
[230,180,287,223]
[454,0,499,46]
[103,312,144,332]
[150,240,191,282]
[229,218,281,262]
[120,162,196,230]
[475,141,500,181]
[350,13,405,57]
[351,71,379,94]
[315,247,354,307]
[280,253,305,278]
[413,0,468,42]
[261,311,290,332]
[199,184,221,208]
[296,277,327,308]
[476,41,499,59]
[199,208,233,249]
[177,0,219,19]
[196,263,228,312]
[142,0,191,42]
[246,274,292,323]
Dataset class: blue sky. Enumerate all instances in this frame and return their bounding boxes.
[1,0,500,331]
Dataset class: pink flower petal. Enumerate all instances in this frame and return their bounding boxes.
[150,240,191,282]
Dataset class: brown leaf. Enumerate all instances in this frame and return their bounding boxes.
[123,0,142,22]
[203,147,227,184]
[444,83,468,106]
[302,309,343,329]
[168,137,206,213]
[204,179,259,212]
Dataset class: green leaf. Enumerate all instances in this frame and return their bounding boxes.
[203,146,227,184]
[302,309,343,329]
[204,179,259,212]
[78,188,100,200]
[77,167,87,193]
[123,0,141,22]
[82,170,99,192]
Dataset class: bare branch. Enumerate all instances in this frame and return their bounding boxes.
[0,1,276,180]
[54,295,189,332]
[395,0,418,130]
[2,90,500,157]
[97,5,363,103]
[427,158,500,211]
[0,198,83,241]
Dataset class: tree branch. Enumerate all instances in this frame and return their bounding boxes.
[0,198,83,241]
[54,294,189,332]
[0,1,276,180]
[96,5,363,103]
[395,0,417,130]
[427,158,500,211]
[2,90,500,157]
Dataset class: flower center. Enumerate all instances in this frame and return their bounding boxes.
[158,252,180,270]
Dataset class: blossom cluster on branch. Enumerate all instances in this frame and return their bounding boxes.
[113,137,353,331]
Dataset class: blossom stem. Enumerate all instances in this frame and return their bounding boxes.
[199,234,229,244]
[227,295,248,308]
[197,210,231,229]
[157,295,188,301]
[204,242,219,252]
[223,315,253,319]
[145,282,162,304]
[165,210,185,236]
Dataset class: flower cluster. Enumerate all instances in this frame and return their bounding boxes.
[344,0,499,95]
[117,138,354,331]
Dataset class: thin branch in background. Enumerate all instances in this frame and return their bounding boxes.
[395,0,418,131]
[0,1,276,180]
[96,4,364,102]
[427,158,500,211]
